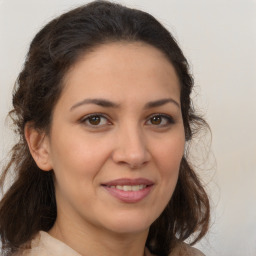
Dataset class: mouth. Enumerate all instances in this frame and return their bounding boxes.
[101,178,154,203]
[107,184,148,191]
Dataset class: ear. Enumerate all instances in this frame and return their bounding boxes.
[25,123,53,171]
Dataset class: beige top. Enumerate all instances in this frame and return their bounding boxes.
[18,231,204,256]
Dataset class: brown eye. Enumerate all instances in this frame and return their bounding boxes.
[150,116,162,125]
[81,114,110,127]
[88,115,101,125]
[146,114,174,127]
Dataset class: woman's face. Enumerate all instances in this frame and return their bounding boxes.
[44,42,185,235]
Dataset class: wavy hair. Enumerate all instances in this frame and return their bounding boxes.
[0,1,210,255]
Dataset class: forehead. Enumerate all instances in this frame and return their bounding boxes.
[60,42,180,105]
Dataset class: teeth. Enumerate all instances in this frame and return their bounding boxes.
[132,185,140,191]
[110,185,146,191]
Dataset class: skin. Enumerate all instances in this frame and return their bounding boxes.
[26,42,185,256]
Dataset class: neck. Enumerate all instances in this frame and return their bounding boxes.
[49,215,148,256]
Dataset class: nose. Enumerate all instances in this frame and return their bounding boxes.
[111,125,150,169]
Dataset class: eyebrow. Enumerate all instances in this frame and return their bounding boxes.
[70,97,180,111]
[70,98,119,110]
[144,98,180,109]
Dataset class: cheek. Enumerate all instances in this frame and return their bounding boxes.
[155,136,184,169]
[154,134,185,192]
[49,131,112,181]
[49,135,103,203]
[147,136,184,221]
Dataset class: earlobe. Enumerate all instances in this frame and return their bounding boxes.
[25,123,53,171]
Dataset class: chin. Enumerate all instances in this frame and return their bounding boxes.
[102,212,154,235]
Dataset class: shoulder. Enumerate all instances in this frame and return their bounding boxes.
[145,242,205,256]
[169,242,205,256]
[14,231,81,256]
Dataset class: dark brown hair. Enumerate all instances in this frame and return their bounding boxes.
[0,1,210,255]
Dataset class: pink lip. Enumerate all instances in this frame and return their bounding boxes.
[103,178,154,186]
[102,178,154,203]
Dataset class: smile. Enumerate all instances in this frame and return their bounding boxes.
[102,178,154,203]
[109,185,147,191]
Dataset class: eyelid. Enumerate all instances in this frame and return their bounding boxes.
[79,112,174,128]
[80,113,112,127]
[145,113,175,126]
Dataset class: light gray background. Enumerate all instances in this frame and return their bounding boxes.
[1,0,256,255]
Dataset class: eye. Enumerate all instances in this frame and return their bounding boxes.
[80,114,111,127]
[146,114,174,127]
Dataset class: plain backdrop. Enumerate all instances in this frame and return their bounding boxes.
[1,0,256,255]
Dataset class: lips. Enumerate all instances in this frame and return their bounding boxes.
[103,178,153,186]
[102,178,154,203]
[108,184,147,191]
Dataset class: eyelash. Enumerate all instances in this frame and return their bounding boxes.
[80,113,111,127]
[146,113,175,127]
[80,113,174,128]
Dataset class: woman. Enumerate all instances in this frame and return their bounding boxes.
[0,1,210,255]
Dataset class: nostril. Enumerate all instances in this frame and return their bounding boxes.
[111,136,150,168]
